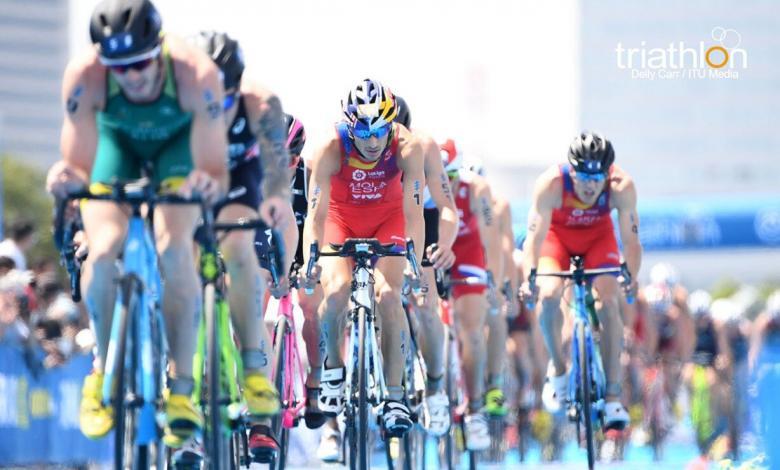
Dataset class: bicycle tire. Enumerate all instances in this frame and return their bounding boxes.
[578,322,596,470]
[357,306,369,470]
[439,329,457,469]
[204,283,228,469]
[271,315,287,469]
[114,275,140,470]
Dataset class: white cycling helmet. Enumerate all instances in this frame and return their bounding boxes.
[766,290,780,320]
[649,262,679,287]
[710,298,740,325]
[644,284,672,314]
[688,289,712,317]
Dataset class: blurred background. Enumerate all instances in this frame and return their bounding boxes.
[0,0,779,467]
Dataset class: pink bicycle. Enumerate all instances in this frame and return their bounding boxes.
[269,276,307,469]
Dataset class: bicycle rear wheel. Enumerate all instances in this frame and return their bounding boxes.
[271,315,288,469]
[114,275,140,470]
[578,322,596,470]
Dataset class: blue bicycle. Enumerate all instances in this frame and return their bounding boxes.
[527,257,631,470]
[55,179,204,470]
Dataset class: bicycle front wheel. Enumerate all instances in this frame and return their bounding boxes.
[357,307,370,470]
[578,322,595,470]
[271,315,288,469]
[113,275,140,470]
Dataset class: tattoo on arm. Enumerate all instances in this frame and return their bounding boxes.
[66,85,84,114]
[204,90,222,120]
[257,95,291,199]
[310,186,321,211]
[480,196,493,226]
[439,173,453,201]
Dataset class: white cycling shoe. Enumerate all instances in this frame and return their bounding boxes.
[604,401,630,431]
[318,364,346,416]
[422,391,451,437]
[316,425,341,462]
[464,413,491,451]
[542,362,568,413]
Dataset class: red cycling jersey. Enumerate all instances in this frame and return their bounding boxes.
[324,122,406,248]
[540,163,620,271]
[451,171,487,298]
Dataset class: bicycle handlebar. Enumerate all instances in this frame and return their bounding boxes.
[525,261,634,309]
[304,238,422,294]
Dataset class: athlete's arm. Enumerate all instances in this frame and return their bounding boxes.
[472,176,502,280]
[398,130,425,260]
[243,83,291,200]
[748,313,769,372]
[422,137,458,250]
[54,54,102,195]
[521,167,559,281]
[175,44,229,198]
[303,136,339,262]
[611,169,642,280]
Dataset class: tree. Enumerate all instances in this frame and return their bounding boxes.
[1,155,57,268]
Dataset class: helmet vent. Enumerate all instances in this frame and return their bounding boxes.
[121,9,132,28]
[99,14,108,27]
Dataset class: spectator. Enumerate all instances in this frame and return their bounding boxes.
[0,256,15,276]
[0,219,36,271]
[0,269,34,344]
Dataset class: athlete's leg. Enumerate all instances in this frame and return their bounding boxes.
[416,266,445,391]
[454,292,489,409]
[537,276,566,376]
[317,257,352,370]
[219,204,272,373]
[374,257,409,399]
[153,204,202,384]
[299,283,325,387]
[486,298,509,390]
[80,201,128,370]
[592,275,624,399]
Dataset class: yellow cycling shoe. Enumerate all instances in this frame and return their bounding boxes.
[485,388,509,417]
[163,394,203,449]
[243,373,280,417]
[79,371,114,439]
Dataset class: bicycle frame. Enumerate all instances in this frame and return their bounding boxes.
[271,293,307,429]
[102,211,165,446]
[567,281,607,422]
[344,252,387,406]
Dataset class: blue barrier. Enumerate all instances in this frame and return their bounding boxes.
[0,343,111,465]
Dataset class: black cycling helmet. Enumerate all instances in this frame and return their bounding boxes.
[394,95,412,129]
[567,131,615,174]
[192,31,245,90]
[285,114,307,158]
[90,0,162,63]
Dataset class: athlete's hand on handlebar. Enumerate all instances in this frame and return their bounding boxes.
[618,262,636,303]
[426,243,455,270]
[260,196,295,231]
[519,268,538,310]
[303,242,321,295]
[268,274,291,299]
[46,161,87,199]
[179,169,222,204]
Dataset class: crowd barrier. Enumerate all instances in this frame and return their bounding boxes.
[0,342,111,465]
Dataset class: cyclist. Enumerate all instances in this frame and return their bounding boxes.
[466,158,515,418]
[441,139,502,450]
[749,290,780,373]
[303,79,425,437]
[682,290,729,455]
[45,0,228,446]
[394,95,458,437]
[520,131,641,430]
[190,31,296,461]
